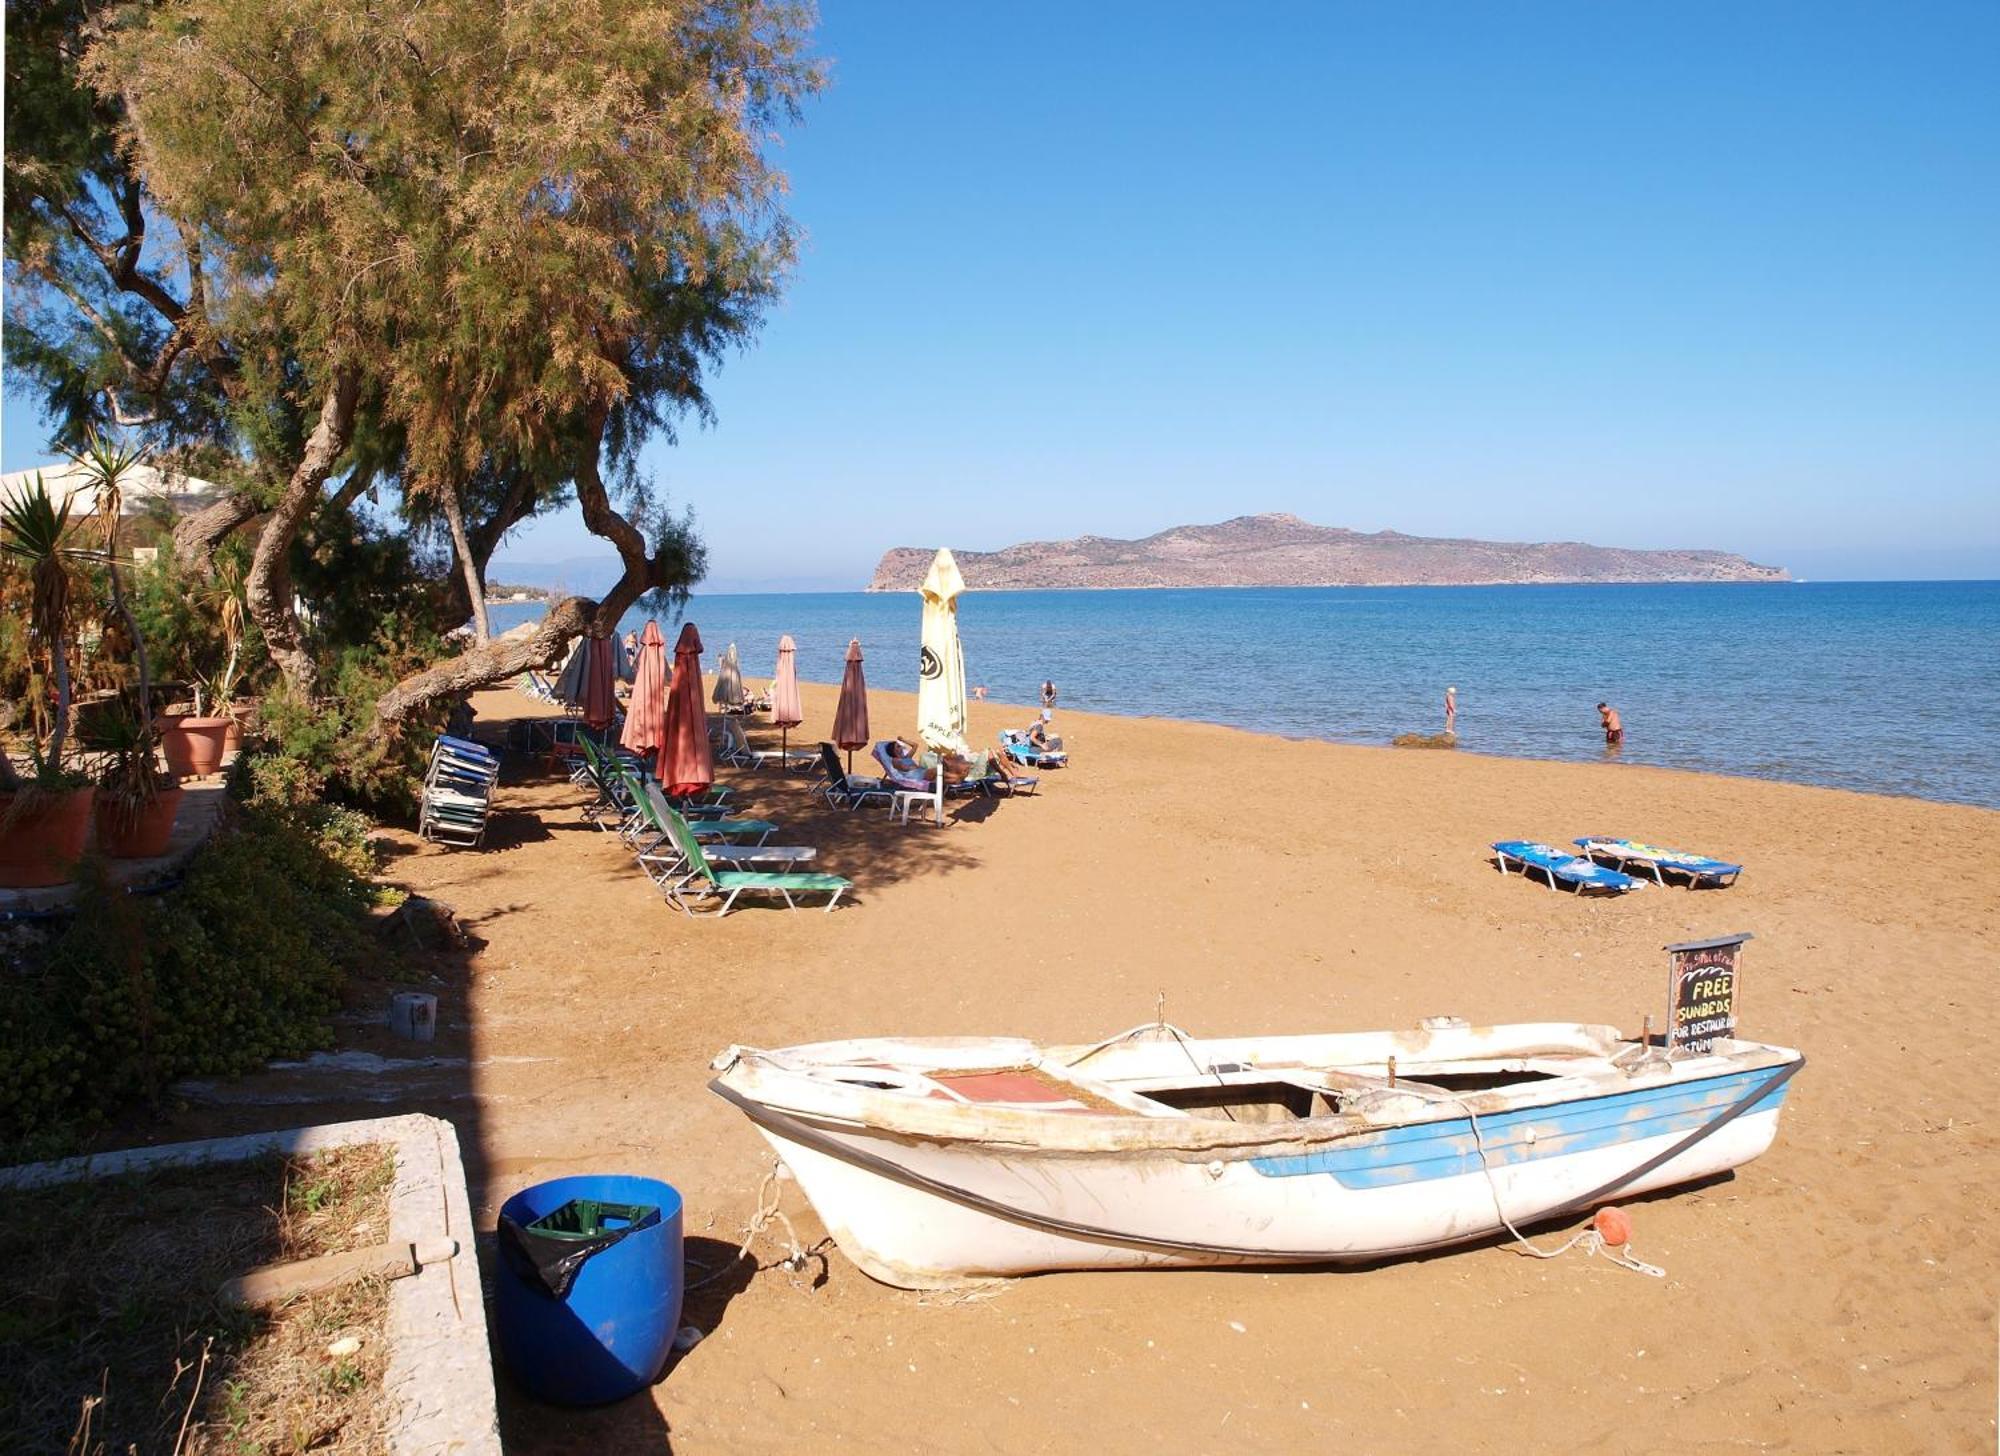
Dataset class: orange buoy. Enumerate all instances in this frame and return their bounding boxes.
[1594,1206,1633,1247]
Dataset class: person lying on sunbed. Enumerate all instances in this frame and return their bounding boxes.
[873,738,932,791]
[934,744,1032,786]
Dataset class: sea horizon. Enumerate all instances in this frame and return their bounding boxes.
[495,579,2000,812]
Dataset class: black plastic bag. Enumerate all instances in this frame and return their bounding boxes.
[498,1199,660,1300]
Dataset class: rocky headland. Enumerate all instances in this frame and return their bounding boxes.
[867,513,1788,591]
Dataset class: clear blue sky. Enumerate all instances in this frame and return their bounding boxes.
[6,1,1996,585]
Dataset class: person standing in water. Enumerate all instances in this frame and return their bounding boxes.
[1041,679,1057,710]
[1597,701,1623,748]
[1444,685,1457,736]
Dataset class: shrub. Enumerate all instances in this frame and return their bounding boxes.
[255,620,450,820]
[0,806,380,1151]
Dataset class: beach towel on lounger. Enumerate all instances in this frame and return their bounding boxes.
[1573,837,1742,888]
[1492,840,1644,894]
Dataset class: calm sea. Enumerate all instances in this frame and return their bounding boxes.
[490,581,2000,809]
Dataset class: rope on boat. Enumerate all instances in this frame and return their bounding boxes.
[686,1161,815,1291]
[707,1054,1803,1271]
[1453,1099,1666,1277]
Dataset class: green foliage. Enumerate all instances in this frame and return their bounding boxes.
[255,621,449,819]
[129,535,257,690]
[0,807,379,1149]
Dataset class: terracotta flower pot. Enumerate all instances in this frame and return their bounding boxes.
[161,717,231,778]
[94,786,185,859]
[0,788,96,888]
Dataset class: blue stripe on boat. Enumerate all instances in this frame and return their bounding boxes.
[1248,1067,1792,1187]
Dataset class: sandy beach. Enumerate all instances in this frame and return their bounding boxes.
[164,680,1998,1453]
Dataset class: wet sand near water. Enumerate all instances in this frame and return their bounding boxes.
[162,680,1998,1452]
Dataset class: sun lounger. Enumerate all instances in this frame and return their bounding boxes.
[636,799,818,891]
[813,742,895,811]
[626,778,776,851]
[717,717,815,772]
[420,735,500,847]
[1573,837,1743,888]
[1492,840,1645,895]
[658,803,850,916]
[999,729,1067,768]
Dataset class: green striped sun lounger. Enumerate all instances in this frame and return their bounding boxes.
[629,782,776,858]
[661,802,849,917]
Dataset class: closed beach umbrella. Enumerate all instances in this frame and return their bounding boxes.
[658,622,715,796]
[916,547,968,752]
[832,638,871,771]
[772,635,804,760]
[620,620,668,754]
[713,642,746,710]
[581,633,618,730]
[552,637,589,707]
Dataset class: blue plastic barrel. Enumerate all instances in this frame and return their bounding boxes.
[495,1174,685,1405]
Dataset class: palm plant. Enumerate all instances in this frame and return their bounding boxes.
[69,430,156,736]
[1,476,91,774]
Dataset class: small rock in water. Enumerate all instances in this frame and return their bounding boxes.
[673,1325,705,1352]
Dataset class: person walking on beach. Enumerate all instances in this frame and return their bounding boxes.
[1444,685,1457,736]
[1041,679,1057,711]
[1597,701,1623,748]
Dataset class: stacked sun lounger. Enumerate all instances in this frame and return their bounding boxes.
[420,735,501,847]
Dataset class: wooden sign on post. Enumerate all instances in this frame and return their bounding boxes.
[1664,933,1752,1055]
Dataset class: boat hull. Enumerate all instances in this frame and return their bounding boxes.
[723,1062,1795,1288]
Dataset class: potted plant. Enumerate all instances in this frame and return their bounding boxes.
[162,678,232,776]
[0,477,95,887]
[161,554,247,774]
[88,705,184,858]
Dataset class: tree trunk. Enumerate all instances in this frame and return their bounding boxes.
[244,367,360,700]
[375,409,685,728]
[373,595,595,724]
[49,634,73,768]
[172,489,261,571]
[436,469,537,628]
[105,548,154,738]
[439,476,489,643]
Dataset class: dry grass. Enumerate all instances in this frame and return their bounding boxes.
[0,1144,396,1454]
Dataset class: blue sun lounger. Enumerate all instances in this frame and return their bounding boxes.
[1573,837,1743,888]
[1492,841,1645,895]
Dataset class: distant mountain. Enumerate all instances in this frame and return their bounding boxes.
[867,514,1789,591]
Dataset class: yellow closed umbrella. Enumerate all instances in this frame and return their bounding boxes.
[916,547,969,752]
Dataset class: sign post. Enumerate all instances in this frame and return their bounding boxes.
[1663,933,1752,1055]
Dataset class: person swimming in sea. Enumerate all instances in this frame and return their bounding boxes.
[1598,701,1623,748]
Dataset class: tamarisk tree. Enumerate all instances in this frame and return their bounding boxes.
[11,0,819,714]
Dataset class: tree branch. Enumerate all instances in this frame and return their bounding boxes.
[374,407,690,727]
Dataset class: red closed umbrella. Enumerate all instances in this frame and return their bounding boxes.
[619,620,668,754]
[832,638,870,771]
[657,622,715,797]
[581,633,618,731]
[771,634,804,761]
